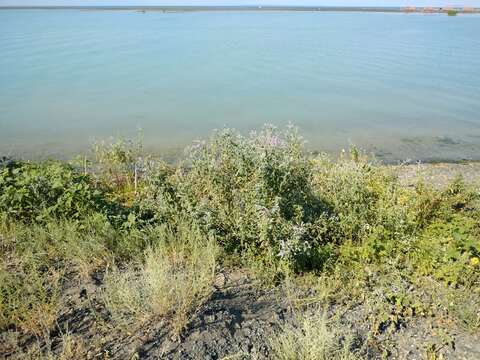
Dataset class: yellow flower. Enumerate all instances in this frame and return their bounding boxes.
[398,194,409,206]
[470,257,480,267]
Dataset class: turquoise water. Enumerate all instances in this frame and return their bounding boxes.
[1,10,480,161]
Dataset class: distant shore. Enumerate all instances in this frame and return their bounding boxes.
[1,6,479,14]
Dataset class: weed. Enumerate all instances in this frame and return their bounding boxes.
[0,160,120,223]
[269,309,361,360]
[102,221,218,334]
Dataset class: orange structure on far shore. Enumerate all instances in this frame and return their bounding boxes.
[400,6,478,14]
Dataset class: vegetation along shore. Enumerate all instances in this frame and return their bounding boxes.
[1,125,479,359]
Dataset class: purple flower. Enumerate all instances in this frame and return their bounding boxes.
[269,135,280,147]
[259,133,283,149]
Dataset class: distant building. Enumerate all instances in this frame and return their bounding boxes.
[422,7,435,13]
[463,7,474,13]
[403,6,417,12]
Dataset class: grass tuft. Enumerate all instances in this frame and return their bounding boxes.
[269,310,361,360]
[102,221,218,334]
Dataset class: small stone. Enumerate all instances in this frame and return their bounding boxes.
[214,273,227,288]
[204,314,216,323]
[80,288,87,299]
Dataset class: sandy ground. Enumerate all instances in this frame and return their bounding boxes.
[395,162,480,189]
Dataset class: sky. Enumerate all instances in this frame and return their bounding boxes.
[0,0,478,6]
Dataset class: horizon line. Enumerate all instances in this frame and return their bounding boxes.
[1,5,478,9]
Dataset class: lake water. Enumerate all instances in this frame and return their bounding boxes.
[1,10,480,161]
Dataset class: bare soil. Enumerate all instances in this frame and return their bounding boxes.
[3,267,480,359]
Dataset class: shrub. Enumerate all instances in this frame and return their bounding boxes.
[312,152,409,243]
[143,125,326,269]
[90,135,147,203]
[0,161,116,223]
[411,213,480,287]
[142,126,465,271]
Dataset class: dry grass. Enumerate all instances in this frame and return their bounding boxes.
[269,310,361,360]
[102,222,218,334]
[0,256,61,337]
[3,332,89,360]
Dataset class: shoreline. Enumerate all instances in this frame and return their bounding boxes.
[3,151,480,189]
[3,144,480,167]
[1,6,480,14]
[394,161,480,188]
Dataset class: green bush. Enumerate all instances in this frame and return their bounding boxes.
[412,213,480,287]
[3,126,479,276]
[312,152,410,243]
[0,161,119,223]
[142,126,467,271]
[90,135,147,203]
[143,125,326,269]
